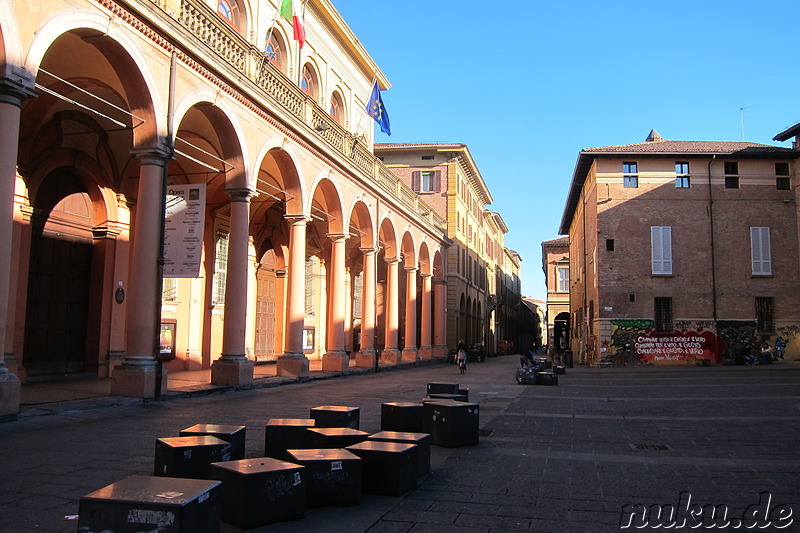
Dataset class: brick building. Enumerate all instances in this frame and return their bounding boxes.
[559,130,800,365]
[541,236,570,357]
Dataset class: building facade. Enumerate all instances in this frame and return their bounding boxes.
[373,143,522,355]
[541,236,570,357]
[0,0,450,415]
[560,131,800,365]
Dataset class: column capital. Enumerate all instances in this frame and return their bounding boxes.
[284,214,310,226]
[385,256,401,265]
[0,77,37,107]
[420,272,433,279]
[131,145,171,167]
[226,187,256,202]
[359,246,378,256]
[327,233,349,243]
[404,265,418,274]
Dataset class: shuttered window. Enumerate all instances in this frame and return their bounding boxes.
[411,170,441,193]
[651,226,672,275]
[750,227,772,275]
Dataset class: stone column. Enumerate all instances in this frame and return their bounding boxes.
[355,247,377,367]
[277,215,310,377]
[433,278,448,358]
[401,266,418,362]
[418,273,433,359]
[381,257,401,365]
[0,79,35,416]
[212,189,255,385]
[111,147,170,398]
[322,234,348,372]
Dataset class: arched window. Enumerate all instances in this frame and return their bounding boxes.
[300,64,318,99]
[329,91,344,124]
[265,32,287,73]
[217,0,245,32]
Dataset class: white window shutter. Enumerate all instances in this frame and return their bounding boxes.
[651,226,672,275]
[751,227,772,275]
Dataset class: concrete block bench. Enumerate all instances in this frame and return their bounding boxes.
[310,405,360,429]
[346,441,418,496]
[154,436,231,479]
[381,401,424,433]
[286,448,362,507]
[422,400,480,448]
[179,424,246,460]
[265,418,315,459]
[368,431,430,478]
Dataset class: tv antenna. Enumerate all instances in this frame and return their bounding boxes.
[739,105,754,141]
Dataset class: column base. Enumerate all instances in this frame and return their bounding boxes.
[355,349,377,368]
[418,346,433,360]
[401,347,419,362]
[0,372,21,417]
[322,351,349,373]
[211,356,254,386]
[380,348,401,366]
[110,362,166,399]
[433,345,448,358]
[277,353,309,377]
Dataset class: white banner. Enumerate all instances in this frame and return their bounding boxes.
[163,184,205,277]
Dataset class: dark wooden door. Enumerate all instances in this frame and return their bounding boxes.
[24,234,92,376]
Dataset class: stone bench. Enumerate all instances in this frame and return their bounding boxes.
[310,405,360,429]
[286,448,362,507]
[368,431,430,479]
[381,401,424,433]
[265,418,316,459]
[423,400,480,448]
[79,474,221,533]
[154,436,231,479]
[306,427,369,449]
[208,458,305,528]
[346,441,418,496]
[179,424,246,461]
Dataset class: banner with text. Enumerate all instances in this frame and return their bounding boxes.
[164,184,205,277]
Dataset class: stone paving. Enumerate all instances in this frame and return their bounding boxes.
[1,356,799,532]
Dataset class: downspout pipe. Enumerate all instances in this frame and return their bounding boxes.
[707,155,719,359]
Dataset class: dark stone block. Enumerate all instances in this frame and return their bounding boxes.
[286,448,362,507]
[346,441,418,496]
[422,400,480,448]
[155,436,231,479]
[179,424,246,460]
[306,427,369,449]
[381,401,424,433]
[426,382,460,395]
[208,458,305,528]
[458,388,470,401]
[368,431,431,478]
[516,367,537,385]
[310,405,360,429]
[554,365,566,375]
[536,372,558,386]
[79,475,221,533]
[427,392,468,402]
[265,418,316,459]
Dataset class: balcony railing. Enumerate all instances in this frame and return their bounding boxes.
[131,0,446,235]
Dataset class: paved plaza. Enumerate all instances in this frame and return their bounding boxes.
[1,356,799,532]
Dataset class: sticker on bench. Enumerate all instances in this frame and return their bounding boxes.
[293,472,302,485]
[331,461,343,471]
[156,492,184,499]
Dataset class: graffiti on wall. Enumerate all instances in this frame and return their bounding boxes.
[610,320,719,365]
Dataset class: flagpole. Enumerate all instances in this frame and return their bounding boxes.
[355,75,378,140]
[258,2,283,82]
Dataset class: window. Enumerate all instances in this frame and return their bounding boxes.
[675,162,690,188]
[651,226,672,275]
[212,229,229,305]
[420,170,435,192]
[623,162,638,188]
[412,170,439,193]
[264,33,286,72]
[300,64,318,98]
[654,297,673,333]
[606,239,615,251]
[162,277,177,302]
[557,267,569,292]
[755,297,774,333]
[724,161,739,189]
[329,91,343,124]
[776,162,791,190]
[750,227,772,275]
[421,155,434,160]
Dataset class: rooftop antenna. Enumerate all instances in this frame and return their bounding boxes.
[740,105,754,141]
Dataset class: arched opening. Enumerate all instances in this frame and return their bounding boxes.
[265,30,288,73]
[554,311,570,353]
[329,90,344,125]
[216,0,247,34]
[300,63,318,99]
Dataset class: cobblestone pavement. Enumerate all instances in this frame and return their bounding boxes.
[1,356,799,532]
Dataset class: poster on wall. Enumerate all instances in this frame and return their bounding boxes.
[610,320,720,365]
[164,184,205,277]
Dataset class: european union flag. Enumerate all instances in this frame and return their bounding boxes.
[365,80,391,136]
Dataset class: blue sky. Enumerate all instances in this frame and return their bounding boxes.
[333,0,799,301]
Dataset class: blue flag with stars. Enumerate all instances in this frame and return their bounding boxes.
[365,80,391,136]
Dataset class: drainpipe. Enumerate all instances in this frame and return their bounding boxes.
[707,155,719,358]
[153,51,177,400]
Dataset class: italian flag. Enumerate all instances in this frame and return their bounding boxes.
[280,0,305,49]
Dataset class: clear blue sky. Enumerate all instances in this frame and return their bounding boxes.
[333,0,799,301]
